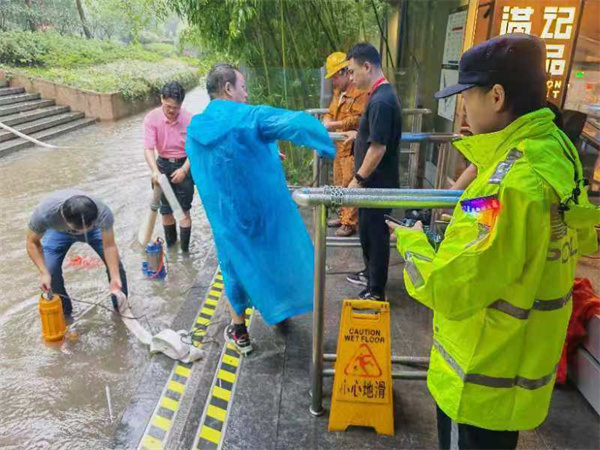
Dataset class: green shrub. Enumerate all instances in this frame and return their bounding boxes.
[0,30,162,68]
[0,31,48,66]
[138,31,163,45]
[143,43,177,58]
[0,30,212,99]
[22,59,200,100]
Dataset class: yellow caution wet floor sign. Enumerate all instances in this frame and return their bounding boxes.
[328,299,394,435]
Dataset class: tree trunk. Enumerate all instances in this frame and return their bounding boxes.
[75,0,93,39]
[24,0,37,32]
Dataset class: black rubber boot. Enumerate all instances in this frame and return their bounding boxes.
[164,224,178,247]
[180,226,191,252]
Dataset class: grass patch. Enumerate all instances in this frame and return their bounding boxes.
[0,30,211,99]
[21,59,200,100]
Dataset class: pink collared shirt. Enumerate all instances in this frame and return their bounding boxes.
[143,107,193,159]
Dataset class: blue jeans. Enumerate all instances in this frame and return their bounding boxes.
[42,228,128,315]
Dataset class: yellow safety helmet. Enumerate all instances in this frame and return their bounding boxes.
[325,52,348,79]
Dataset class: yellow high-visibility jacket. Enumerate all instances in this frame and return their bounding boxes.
[395,108,600,430]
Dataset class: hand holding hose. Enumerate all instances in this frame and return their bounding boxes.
[170,168,187,184]
[109,277,123,295]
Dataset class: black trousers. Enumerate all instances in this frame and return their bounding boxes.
[156,157,194,215]
[437,405,519,450]
[358,207,391,295]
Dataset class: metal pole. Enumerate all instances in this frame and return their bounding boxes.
[326,237,396,248]
[313,153,320,187]
[294,189,462,417]
[408,113,424,188]
[310,203,327,417]
[309,108,431,116]
[319,158,329,187]
[294,192,461,209]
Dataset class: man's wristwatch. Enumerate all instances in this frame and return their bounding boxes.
[354,173,366,186]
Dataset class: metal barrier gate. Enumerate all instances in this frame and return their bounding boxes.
[307,108,436,189]
[292,187,463,416]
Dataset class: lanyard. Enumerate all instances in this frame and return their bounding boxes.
[370,77,388,96]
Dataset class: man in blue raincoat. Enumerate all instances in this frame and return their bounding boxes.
[186,63,335,354]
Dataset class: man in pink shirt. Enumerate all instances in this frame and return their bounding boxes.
[143,82,194,252]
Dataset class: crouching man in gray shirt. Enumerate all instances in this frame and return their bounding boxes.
[26,189,128,316]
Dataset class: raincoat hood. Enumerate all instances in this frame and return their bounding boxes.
[187,100,249,146]
[187,99,336,161]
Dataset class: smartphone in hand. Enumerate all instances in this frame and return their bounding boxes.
[384,214,418,228]
[384,214,405,225]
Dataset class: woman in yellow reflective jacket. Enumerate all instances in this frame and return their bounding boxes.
[389,34,600,450]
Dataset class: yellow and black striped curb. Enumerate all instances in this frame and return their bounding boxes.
[193,307,254,450]
[138,270,225,450]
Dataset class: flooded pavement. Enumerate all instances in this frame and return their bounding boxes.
[0,86,212,449]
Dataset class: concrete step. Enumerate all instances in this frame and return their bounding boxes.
[0,117,96,158]
[0,87,25,97]
[0,99,56,117]
[0,105,71,128]
[0,92,41,106]
[0,111,85,143]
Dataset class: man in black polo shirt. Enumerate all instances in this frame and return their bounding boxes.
[343,43,402,301]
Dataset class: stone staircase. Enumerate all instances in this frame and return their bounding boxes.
[0,80,96,158]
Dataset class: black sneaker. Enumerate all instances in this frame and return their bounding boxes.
[347,270,368,287]
[358,289,386,302]
[224,324,253,355]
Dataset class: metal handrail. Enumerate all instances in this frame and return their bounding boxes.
[309,107,440,188]
[307,108,432,117]
[401,132,459,143]
[328,131,458,143]
[293,187,461,208]
[305,108,329,115]
[292,188,462,416]
[322,133,458,189]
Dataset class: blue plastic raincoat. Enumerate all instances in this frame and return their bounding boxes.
[186,100,335,324]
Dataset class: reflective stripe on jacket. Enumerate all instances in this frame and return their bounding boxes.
[395,108,600,431]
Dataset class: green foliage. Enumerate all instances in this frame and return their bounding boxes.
[0,0,43,32]
[0,30,217,100]
[0,30,162,68]
[22,59,200,99]
[143,42,177,58]
[84,0,170,43]
[138,30,164,44]
[0,30,47,65]
[168,0,386,75]
[168,0,388,181]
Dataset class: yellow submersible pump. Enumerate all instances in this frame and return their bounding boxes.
[38,291,67,342]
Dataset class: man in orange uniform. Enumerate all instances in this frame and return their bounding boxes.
[322,51,368,237]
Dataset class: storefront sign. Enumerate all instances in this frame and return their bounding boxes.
[492,0,583,107]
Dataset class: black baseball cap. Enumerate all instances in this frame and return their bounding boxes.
[435,33,547,99]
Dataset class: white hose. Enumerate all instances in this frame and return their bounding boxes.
[158,173,186,221]
[0,120,58,148]
[114,291,204,363]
